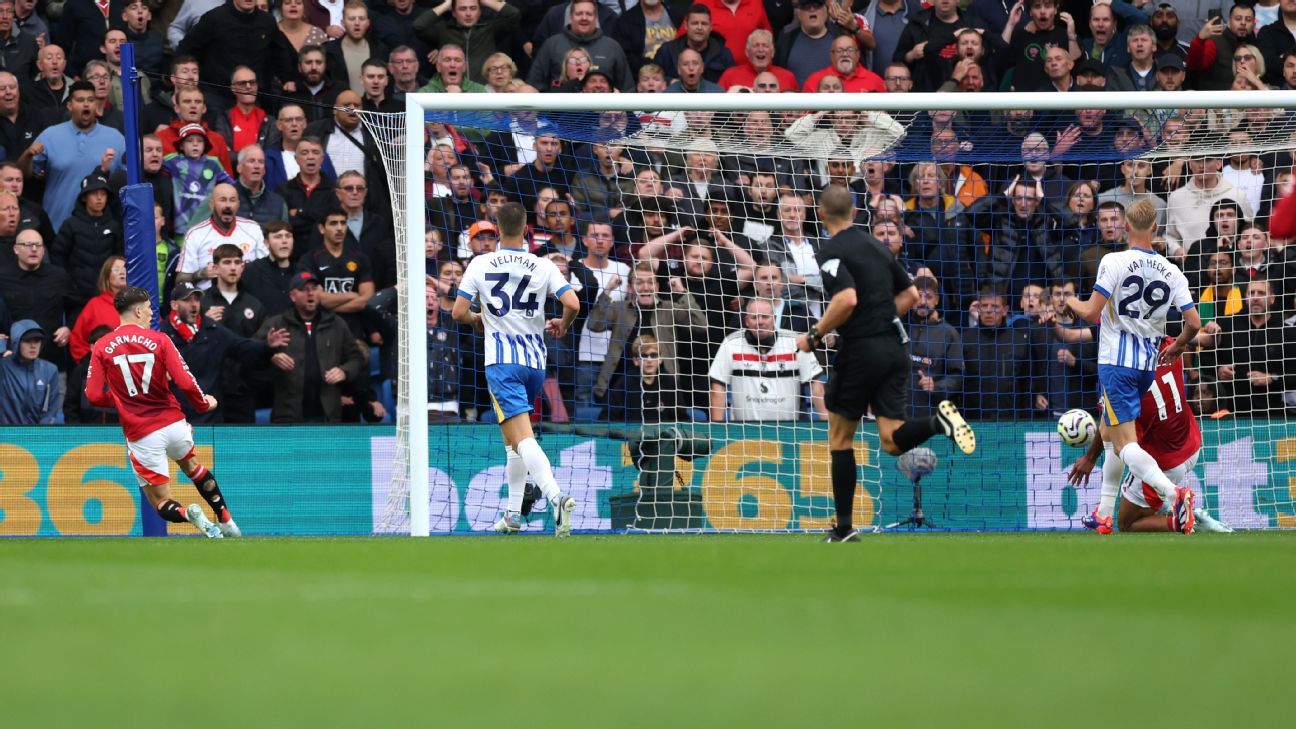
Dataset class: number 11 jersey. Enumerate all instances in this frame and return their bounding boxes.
[458,248,571,370]
[1093,248,1195,372]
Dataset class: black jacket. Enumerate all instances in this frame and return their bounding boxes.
[0,97,52,161]
[162,315,271,423]
[0,260,71,366]
[277,175,338,254]
[323,35,390,90]
[609,4,676,74]
[52,203,123,311]
[255,305,365,423]
[176,2,297,108]
[52,0,130,75]
[240,257,295,317]
[961,322,1038,421]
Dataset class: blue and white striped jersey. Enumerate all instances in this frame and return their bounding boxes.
[1093,248,1195,371]
[457,248,571,369]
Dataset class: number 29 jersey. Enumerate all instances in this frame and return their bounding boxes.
[458,248,571,369]
[1093,249,1195,372]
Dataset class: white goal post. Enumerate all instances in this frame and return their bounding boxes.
[364,90,1296,536]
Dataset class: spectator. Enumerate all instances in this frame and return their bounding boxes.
[106,134,173,227]
[904,161,974,309]
[775,0,847,87]
[652,5,737,86]
[751,262,812,333]
[592,261,707,406]
[323,1,387,94]
[1039,45,1075,91]
[199,243,272,422]
[0,70,51,163]
[298,207,374,338]
[164,281,284,423]
[966,177,1065,292]
[1165,155,1253,257]
[716,28,797,91]
[1212,277,1296,415]
[1197,250,1243,325]
[0,163,50,250]
[330,169,396,289]
[863,0,923,77]
[12,0,46,46]
[1106,24,1159,91]
[235,144,290,226]
[414,0,520,85]
[24,43,71,115]
[1257,0,1296,86]
[163,124,238,237]
[0,228,70,366]
[176,183,268,289]
[805,35,884,92]
[606,334,677,423]
[529,0,634,92]
[894,0,988,92]
[0,0,36,79]
[359,58,401,113]
[1083,1,1129,69]
[572,141,634,222]
[117,1,162,78]
[278,136,338,245]
[479,52,517,94]
[167,0,224,50]
[264,103,310,192]
[52,170,122,318]
[693,0,771,64]
[962,286,1042,420]
[64,322,117,423]
[386,45,426,101]
[0,319,60,423]
[1189,4,1256,90]
[424,281,464,421]
[418,43,486,93]
[907,276,963,420]
[1038,278,1095,414]
[374,0,430,79]
[100,28,148,114]
[156,87,235,175]
[1078,200,1127,290]
[53,0,128,75]
[241,219,296,316]
[784,108,904,166]
[505,131,572,209]
[665,47,724,92]
[610,0,678,74]
[709,298,825,421]
[771,193,824,319]
[287,45,347,124]
[1098,158,1165,232]
[20,81,124,230]
[68,254,124,364]
[1001,0,1079,92]
[306,90,375,190]
[221,66,278,155]
[279,0,330,51]
[140,55,199,135]
[177,0,297,112]
[257,270,365,423]
[530,0,618,58]
[82,59,125,134]
[573,220,629,408]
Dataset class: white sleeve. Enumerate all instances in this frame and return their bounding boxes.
[247,225,267,261]
[797,349,824,383]
[1170,266,1195,311]
[541,258,568,297]
[707,339,733,385]
[458,258,482,300]
[177,234,202,274]
[1093,253,1119,298]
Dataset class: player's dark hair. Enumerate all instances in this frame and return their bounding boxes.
[114,286,151,314]
[820,184,854,223]
[496,202,528,239]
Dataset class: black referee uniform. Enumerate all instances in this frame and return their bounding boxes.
[817,227,915,421]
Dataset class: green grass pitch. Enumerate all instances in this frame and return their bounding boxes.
[3,533,1291,728]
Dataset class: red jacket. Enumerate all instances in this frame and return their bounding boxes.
[804,64,885,93]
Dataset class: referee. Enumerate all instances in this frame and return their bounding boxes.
[796,185,976,542]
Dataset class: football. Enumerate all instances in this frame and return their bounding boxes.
[1057,409,1097,448]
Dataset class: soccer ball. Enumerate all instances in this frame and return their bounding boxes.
[1057,409,1097,448]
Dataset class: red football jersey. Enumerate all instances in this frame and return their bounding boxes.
[1135,340,1202,469]
[85,324,209,441]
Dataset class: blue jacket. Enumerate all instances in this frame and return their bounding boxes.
[0,320,62,424]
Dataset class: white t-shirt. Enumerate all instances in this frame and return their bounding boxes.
[708,330,823,421]
[577,260,630,363]
[1094,248,1194,371]
[327,128,366,180]
[458,247,570,369]
[178,217,268,290]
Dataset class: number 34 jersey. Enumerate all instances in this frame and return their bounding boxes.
[85,324,210,441]
[1093,249,1195,372]
[458,248,571,369]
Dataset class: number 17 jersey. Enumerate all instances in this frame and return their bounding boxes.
[458,248,571,369]
[1093,248,1195,372]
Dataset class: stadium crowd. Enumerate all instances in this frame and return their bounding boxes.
[2,0,1296,427]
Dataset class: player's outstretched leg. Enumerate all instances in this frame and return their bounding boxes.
[888,401,976,456]
[181,456,239,537]
[514,436,575,538]
[144,488,221,538]
[185,504,225,539]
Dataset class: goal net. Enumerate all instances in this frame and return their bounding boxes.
[358,91,1296,535]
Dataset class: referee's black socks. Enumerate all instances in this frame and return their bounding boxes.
[893,416,943,453]
[831,449,856,533]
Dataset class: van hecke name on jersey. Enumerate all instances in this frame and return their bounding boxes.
[1127,257,1169,276]
[102,334,160,355]
[491,254,536,271]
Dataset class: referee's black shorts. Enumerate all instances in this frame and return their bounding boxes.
[825,334,909,421]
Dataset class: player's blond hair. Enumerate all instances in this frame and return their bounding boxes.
[1125,198,1157,234]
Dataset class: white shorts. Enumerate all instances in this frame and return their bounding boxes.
[127,420,196,487]
[1120,449,1200,511]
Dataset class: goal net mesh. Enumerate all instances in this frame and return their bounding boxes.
[359,96,1296,534]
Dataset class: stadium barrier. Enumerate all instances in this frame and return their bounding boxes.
[1,423,1290,536]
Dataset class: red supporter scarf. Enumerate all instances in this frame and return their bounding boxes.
[169,310,201,342]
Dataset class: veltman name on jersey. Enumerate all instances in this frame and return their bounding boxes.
[490,254,537,272]
[101,334,161,355]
